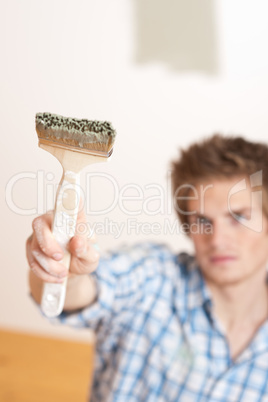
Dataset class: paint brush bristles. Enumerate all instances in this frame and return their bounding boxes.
[36,112,116,157]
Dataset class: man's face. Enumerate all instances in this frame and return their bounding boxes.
[187,177,268,286]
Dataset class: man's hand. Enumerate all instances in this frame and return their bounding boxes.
[26,208,99,309]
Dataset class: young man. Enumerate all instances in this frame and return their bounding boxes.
[27,135,268,401]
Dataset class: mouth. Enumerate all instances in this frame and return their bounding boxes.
[210,255,237,264]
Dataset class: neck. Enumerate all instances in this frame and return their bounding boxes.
[206,269,268,332]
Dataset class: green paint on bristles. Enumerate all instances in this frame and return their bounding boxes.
[36,112,116,138]
[35,112,117,154]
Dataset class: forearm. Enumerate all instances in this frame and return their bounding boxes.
[28,270,97,312]
[29,269,43,305]
[64,274,97,311]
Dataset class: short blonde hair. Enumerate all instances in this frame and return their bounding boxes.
[171,134,268,224]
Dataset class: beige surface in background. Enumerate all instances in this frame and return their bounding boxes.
[1,0,268,342]
[135,0,218,73]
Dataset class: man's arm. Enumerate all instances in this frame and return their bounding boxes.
[28,270,97,311]
[26,210,99,312]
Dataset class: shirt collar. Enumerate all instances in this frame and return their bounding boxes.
[176,253,268,361]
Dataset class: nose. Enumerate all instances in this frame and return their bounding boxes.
[209,220,230,249]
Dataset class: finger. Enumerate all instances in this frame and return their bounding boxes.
[29,260,66,283]
[69,234,99,259]
[69,237,99,275]
[26,236,68,282]
[75,216,95,242]
[27,248,66,284]
[32,214,64,260]
[32,249,68,277]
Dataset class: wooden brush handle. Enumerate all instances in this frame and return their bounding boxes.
[41,170,80,317]
[38,142,109,317]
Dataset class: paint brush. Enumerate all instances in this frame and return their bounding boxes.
[35,112,116,317]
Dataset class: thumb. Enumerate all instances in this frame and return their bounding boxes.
[68,235,100,275]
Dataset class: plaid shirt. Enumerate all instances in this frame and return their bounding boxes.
[58,243,268,401]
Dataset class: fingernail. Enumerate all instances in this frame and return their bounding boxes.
[53,253,63,261]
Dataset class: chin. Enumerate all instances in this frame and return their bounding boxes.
[204,273,244,286]
[199,261,244,285]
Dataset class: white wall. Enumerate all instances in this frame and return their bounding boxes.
[1,0,268,341]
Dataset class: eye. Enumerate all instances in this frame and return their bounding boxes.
[233,212,250,222]
[196,216,211,226]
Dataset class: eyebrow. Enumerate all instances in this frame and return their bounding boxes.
[229,208,252,217]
